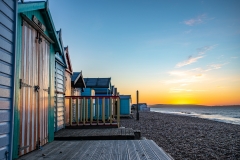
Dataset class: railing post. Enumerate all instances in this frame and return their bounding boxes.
[110,97,112,124]
[79,99,82,122]
[83,98,85,125]
[96,97,99,125]
[76,98,79,125]
[85,98,88,122]
[90,97,93,125]
[69,98,72,126]
[117,97,120,128]
[102,97,105,124]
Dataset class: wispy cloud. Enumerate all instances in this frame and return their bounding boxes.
[184,14,206,26]
[175,45,217,68]
[176,55,203,68]
[205,63,228,71]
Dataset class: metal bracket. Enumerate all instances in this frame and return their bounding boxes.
[43,87,50,94]
[20,79,33,89]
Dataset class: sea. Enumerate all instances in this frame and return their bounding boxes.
[150,105,240,125]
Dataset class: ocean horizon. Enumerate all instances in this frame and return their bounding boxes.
[149,105,240,125]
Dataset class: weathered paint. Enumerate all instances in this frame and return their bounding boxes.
[0,1,17,159]
[12,2,59,158]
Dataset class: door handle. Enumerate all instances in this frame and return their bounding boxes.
[34,85,40,92]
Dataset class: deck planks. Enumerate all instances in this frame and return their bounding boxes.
[54,128,135,140]
[17,140,173,160]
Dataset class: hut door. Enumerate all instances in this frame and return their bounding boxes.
[19,21,50,156]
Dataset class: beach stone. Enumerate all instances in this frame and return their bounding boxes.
[120,111,240,160]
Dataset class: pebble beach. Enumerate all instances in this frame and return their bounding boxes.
[120,111,240,160]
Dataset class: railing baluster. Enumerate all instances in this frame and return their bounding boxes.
[102,97,105,124]
[90,97,93,125]
[69,98,72,126]
[79,99,82,122]
[76,98,79,125]
[86,98,88,122]
[96,97,99,125]
[83,98,85,125]
[117,97,120,128]
[110,97,112,124]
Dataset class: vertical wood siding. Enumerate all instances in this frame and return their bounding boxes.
[64,71,71,125]
[54,62,65,131]
[19,21,49,156]
[0,0,16,159]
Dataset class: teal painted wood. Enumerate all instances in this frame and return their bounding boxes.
[13,3,60,158]
[12,13,22,160]
[18,1,45,13]
[120,96,131,115]
[0,0,17,160]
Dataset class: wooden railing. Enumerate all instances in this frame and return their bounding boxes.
[65,96,120,127]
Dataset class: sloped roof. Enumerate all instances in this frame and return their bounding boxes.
[84,78,111,88]
[18,1,63,54]
[71,72,86,88]
[64,46,73,73]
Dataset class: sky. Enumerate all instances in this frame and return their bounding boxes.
[36,0,240,105]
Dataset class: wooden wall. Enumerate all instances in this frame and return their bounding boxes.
[0,0,17,159]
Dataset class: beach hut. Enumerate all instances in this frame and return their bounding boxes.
[119,95,132,116]
[71,72,86,122]
[54,29,67,132]
[12,1,64,158]
[64,46,73,125]
[84,78,112,120]
[132,103,150,111]
[0,1,17,159]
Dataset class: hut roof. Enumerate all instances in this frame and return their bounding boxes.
[84,78,111,88]
[71,72,86,89]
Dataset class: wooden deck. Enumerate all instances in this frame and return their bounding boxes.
[54,128,135,140]
[65,122,119,129]
[17,140,173,160]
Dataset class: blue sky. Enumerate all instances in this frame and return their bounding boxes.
[37,0,240,105]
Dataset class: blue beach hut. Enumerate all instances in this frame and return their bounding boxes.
[84,78,112,120]
[120,95,132,116]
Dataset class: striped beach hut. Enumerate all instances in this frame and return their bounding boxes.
[12,1,64,158]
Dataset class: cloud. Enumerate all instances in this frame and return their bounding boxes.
[184,29,192,34]
[184,14,206,26]
[231,56,238,59]
[197,45,217,55]
[176,56,203,68]
[205,63,228,71]
[175,44,217,68]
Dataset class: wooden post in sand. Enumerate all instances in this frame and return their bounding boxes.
[136,90,139,120]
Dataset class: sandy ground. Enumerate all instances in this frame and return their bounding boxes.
[120,111,240,160]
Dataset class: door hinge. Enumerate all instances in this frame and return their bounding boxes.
[20,79,33,89]
[43,87,50,94]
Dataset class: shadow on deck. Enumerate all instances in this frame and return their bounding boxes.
[54,128,136,140]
